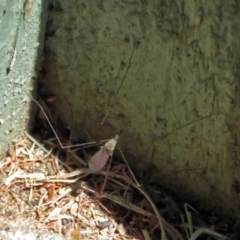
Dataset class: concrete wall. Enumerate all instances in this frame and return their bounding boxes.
[42,0,240,216]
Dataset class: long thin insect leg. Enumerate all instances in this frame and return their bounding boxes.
[117,146,140,187]
[100,154,113,194]
[101,37,136,124]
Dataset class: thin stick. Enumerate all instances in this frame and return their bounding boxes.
[76,169,168,240]
[39,167,166,239]
[25,131,80,170]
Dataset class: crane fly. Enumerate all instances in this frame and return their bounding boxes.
[20,36,139,187]
[28,94,139,184]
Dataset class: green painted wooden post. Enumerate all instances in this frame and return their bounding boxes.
[0,0,47,156]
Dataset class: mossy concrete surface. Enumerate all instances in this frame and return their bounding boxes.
[0,0,47,157]
[42,0,240,216]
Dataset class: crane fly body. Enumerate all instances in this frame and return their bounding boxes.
[88,135,119,171]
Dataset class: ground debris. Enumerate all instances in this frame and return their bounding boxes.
[0,134,234,240]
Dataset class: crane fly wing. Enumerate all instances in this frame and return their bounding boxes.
[88,147,110,171]
[88,135,118,171]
